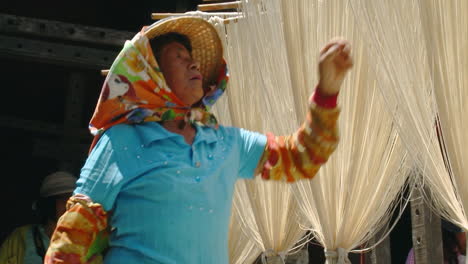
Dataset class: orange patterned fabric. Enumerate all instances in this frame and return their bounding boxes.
[44,90,340,262]
[44,194,108,264]
[255,99,340,182]
[87,32,228,152]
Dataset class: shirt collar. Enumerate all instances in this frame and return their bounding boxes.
[194,124,218,145]
[137,122,218,146]
[137,122,179,146]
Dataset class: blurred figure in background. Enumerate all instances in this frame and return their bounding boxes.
[0,171,76,264]
[442,220,466,264]
[406,220,466,264]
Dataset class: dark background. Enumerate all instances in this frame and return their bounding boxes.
[0,1,413,263]
[0,0,199,243]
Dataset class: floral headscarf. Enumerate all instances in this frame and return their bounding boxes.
[88,30,228,151]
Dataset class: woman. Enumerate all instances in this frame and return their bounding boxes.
[45,16,353,264]
[0,171,76,264]
[442,221,466,264]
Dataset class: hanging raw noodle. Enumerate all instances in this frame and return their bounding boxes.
[208,0,411,263]
[211,1,309,262]
[279,1,411,263]
[204,14,268,264]
[164,11,265,263]
[418,0,468,235]
[349,0,468,255]
[229,200,262,264]
[183,10,301,263]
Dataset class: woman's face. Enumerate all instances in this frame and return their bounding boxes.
[159,42,203,106]
[55,193,71,220]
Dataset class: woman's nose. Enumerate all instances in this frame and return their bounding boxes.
[190,59,200,71]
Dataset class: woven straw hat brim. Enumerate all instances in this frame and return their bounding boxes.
[144,16,223,87]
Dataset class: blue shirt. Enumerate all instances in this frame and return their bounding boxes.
[75,122,266,264]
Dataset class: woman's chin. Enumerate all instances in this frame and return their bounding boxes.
[191,89,204,104]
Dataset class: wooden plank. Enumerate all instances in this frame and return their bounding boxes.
[410,186,444,264]
[198,1,241,11]
[0,13,133,47]
[61,72,89,171]
[64,72,86,129]
[365,231,392,264]
[101,69,110,76]
[222,16,242,24]
[0,35,118,69]
[151,12,241,20]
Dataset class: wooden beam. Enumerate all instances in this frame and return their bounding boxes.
[60,72,90,171]
[101,69,110,76]
[0,13,133,47]
[151,12,241,20]
[64,72,86,130]
[410,186,444,264]
[365,230,392,264]
[0,35,118,69]
[198,1,241,11]
[222,16,243,24]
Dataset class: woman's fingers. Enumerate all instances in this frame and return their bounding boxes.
[320,43,342,64]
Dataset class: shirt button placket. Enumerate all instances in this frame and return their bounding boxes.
[192,144,201,168]
[192,144,201,183]
[194,161,201,183]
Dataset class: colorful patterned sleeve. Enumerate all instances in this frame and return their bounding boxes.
[44,194,109,264]
[255,87,340,182]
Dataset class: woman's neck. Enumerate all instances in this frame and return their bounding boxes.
[162,120,196,145]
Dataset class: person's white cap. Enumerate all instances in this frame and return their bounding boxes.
[39,171,77,198]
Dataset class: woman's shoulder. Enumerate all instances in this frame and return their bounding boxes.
[105,123,140,136]
[2,225,32,244]
[207,124,240,139]
[106,122,166,136]
[10,225,33,236]
[102,123,159,144]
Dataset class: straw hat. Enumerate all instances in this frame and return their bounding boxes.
[143,16,223,87]
[40,171,77,198]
